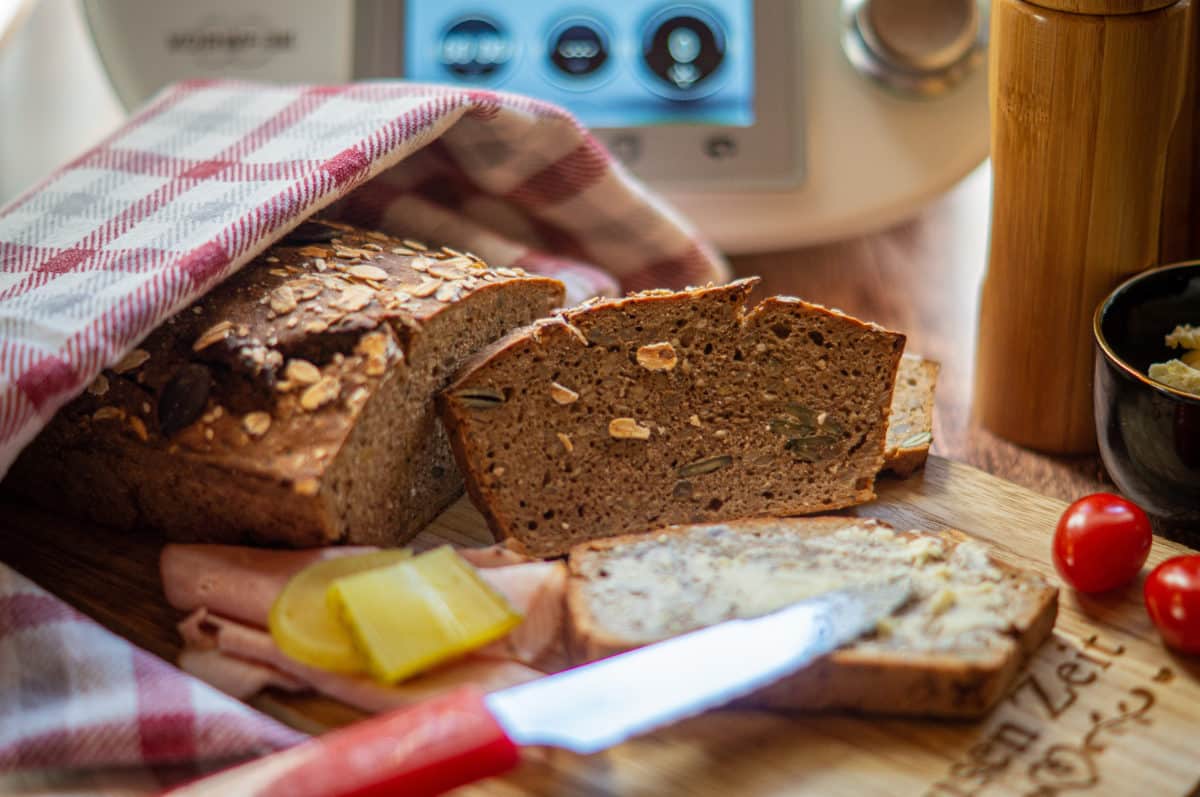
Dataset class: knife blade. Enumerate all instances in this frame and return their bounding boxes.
[164,580,910,797]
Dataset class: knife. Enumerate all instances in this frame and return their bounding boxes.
[164,580,910,797]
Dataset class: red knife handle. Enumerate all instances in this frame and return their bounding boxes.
[164,687,520,797]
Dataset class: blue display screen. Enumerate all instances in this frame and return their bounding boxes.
[404,1,754,128]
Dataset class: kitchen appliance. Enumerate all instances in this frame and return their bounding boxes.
[80,0,990,252]
[164,583,910,797]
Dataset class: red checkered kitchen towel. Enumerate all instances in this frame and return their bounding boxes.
[0,80,728,778]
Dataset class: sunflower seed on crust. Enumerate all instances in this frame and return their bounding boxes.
[332,285,374,312]
[609,417,651,440]
[285,359,322,385]
[86,374,110,396]
[549,382,579,405]
[293,478,320,496]
[348,264,389,282]
[243,411,272,437]
[562,321,589,347]
[127,416,149,442]
[355,331,389,358]
[300,376,341,411]
[435,282,461,302]
[193,321,234,351]
[408,278,441,298]
[637,342,677,372]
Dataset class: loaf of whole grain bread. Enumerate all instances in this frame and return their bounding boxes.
[567,517,1057,718]
[883,354,939,477]
[3,221,564,546]
[438,279,906,557]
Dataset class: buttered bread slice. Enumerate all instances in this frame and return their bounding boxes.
[567,517,1057,718]
[439,280,905,557]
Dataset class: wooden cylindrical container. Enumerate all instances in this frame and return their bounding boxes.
[975,0,1190,453]
[1160,0,1200,263]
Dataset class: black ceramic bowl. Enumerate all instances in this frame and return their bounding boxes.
[1094,261,1200,529]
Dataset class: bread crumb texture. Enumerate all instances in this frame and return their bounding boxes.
[441,279,905,557]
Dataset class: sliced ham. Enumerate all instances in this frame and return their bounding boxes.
[477,561,567,667]
[162,543,568,666]
[162,542,570,712]
[161,544,376,626]
[178,648,307,700]
[456,543,535,568]
[178,608,542,713]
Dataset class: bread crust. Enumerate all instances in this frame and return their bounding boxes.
[566,517,1058,719]
[5,222,564,546]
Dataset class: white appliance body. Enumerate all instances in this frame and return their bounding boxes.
[80,0,989,253]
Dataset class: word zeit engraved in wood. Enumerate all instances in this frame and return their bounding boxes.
[926,632,1176,797]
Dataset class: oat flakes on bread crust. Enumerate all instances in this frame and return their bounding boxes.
[566,516,1057,719]
[5,221,565,546]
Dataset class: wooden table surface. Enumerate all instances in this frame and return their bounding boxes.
[3,162,1187,797]
[732,164,1110,506]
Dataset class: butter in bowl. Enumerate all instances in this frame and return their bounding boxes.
[1094,261,1200,534]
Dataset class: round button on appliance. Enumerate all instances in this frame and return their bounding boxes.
[439,16,514,82]
[548,18,610,79]
[841,0,986,97]
[641,5,727,99]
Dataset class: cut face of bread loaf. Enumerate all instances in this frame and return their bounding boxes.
[439,279,906,557]
[883,354,940,476]
[568,517,1057,718]
[4,221,564,546]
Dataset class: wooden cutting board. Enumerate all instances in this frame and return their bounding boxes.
[3,456,1199,797]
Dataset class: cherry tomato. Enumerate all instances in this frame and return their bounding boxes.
[1052,493,1151,593]
[1144,556,1200,654]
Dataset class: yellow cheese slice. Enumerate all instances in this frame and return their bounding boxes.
[269,550,411,673]
[328,546,522,684]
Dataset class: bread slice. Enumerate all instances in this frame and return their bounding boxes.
[883,354,940,477]
[439,280,906,558]
[567,517,1057,718]
[5,221,564,546]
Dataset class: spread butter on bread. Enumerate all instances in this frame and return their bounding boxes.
[567,516,1057,718]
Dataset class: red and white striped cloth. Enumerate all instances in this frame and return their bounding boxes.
[0,79,727,777]
[0,78,727,482]
[0,565,304,774]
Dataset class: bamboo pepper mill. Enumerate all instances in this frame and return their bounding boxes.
[1160,0,1200,264]
[975,0,1190,453]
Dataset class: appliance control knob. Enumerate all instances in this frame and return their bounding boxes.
[841,0,987,97]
